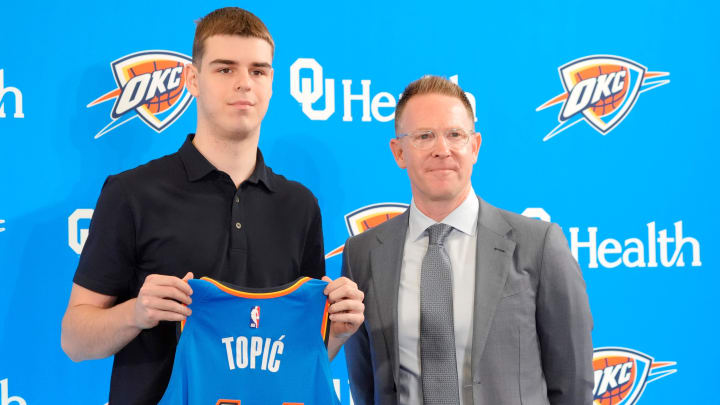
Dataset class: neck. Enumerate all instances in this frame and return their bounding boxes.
[193,126,260,188]
[413,184,472,222]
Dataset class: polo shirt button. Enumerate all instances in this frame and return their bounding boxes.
[235,222,242,230]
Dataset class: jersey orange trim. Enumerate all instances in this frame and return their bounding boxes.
[321,298,330,343]
[201,277,311,299]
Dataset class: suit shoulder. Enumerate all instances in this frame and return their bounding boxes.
[346,210,408,250]
[486,203,556,247]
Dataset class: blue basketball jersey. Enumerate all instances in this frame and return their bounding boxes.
[158,277,340,405]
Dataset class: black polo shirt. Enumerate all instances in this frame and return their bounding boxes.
[73,134,325,405]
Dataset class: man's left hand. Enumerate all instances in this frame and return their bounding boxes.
[322,276,364,360]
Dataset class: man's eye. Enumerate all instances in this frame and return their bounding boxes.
[415,133,433,141]
[251,70,266,76]
[218,68,232,74]
[448,130,462,138]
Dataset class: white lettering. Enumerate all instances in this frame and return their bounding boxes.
[611,70,626,93]
[268,335,285,373]
[371,92,396,122]
[669,221,702,266]
[622,238,646,268]
[289,58,335,120]
[0,70,24,119]
[68,209,94,254]
[561,78,595,119]
[145,69,172,100]
[167,66,183,90]
[591,72,616,104]
[598,238,622,268]
[0,379,27,405]
[114,73,151,116]
[342,79,371,122]
[570,227,599,268]
[236,336,248,369]
[222,337,235,370]
[223,335,284,373]
[0,219,5,232]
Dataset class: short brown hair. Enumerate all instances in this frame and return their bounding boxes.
[192,7,275,66]
[394,75,474,130]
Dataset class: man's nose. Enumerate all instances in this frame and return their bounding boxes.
[431,134,452,157]
[235,70,252,91]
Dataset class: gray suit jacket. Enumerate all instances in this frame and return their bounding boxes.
[341,197,594,405]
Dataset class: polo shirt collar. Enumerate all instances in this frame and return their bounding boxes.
[178,134,276,192]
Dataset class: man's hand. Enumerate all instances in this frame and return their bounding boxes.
[322,276,364,360]
[134,272,194,329]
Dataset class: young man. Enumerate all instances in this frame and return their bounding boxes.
[61,8,364,404]
[342,76,593,405]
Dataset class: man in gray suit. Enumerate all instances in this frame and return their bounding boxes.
[341,76,593,405]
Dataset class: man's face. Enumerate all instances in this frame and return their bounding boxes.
[390,93,481,204]
[186,35,273,138]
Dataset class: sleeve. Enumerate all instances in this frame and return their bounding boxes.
[341,238,376,405]
[72,175,136,297]
[536,223,594,405]
[300,196,326,279]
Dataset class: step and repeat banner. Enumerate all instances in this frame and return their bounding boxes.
[1,1,717,404]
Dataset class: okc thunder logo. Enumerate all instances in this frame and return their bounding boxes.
[593,347,676,405]
[537,55,670,141]
[325,203,408,259]
[87,50,194,139]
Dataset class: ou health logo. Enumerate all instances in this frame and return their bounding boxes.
[87,50,194,139]
[536,55,669,141]
[593,347,675,405]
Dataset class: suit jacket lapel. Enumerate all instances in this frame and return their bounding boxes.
[471,197,516,383]
[369,210,409,386]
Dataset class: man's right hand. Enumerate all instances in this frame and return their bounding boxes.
[134,272,194,329]
[61,272,196,361]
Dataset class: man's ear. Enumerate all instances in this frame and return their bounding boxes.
[471,131,481,163]
[389,138,407,169]
[185,63,199,98]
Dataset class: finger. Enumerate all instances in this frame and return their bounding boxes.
[328,299,364,314]
[183,272,194,281]
[329,312,364,325]
[324,277,353,295]
[327,284,364,303]
[141,285,192,305]
[145,274,193,296]
[147,309,190,323]
[142,296,192,316]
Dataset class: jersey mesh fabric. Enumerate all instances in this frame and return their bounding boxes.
[158,277,340,405]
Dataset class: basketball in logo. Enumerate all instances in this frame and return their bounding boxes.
[573,65,629,117]
[537,55,670,141]
[124,60,186,114]
[593,354,636,404]
[88,50,194,139]
[592,347,676,405]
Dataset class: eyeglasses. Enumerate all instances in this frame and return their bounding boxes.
[396,128,474,150]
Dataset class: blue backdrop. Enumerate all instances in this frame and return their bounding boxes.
[1,1,717,404]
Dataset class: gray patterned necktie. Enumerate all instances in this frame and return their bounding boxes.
[420,223,460,404]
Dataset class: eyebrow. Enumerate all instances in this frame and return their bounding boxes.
[208,59,272,69]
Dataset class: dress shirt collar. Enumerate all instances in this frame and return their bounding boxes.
[178,134,276,192]
[408,188,479,242]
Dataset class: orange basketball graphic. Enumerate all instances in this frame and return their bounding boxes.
[574,64,629,117]
[593,355,636,405]
[125,60,186,114]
